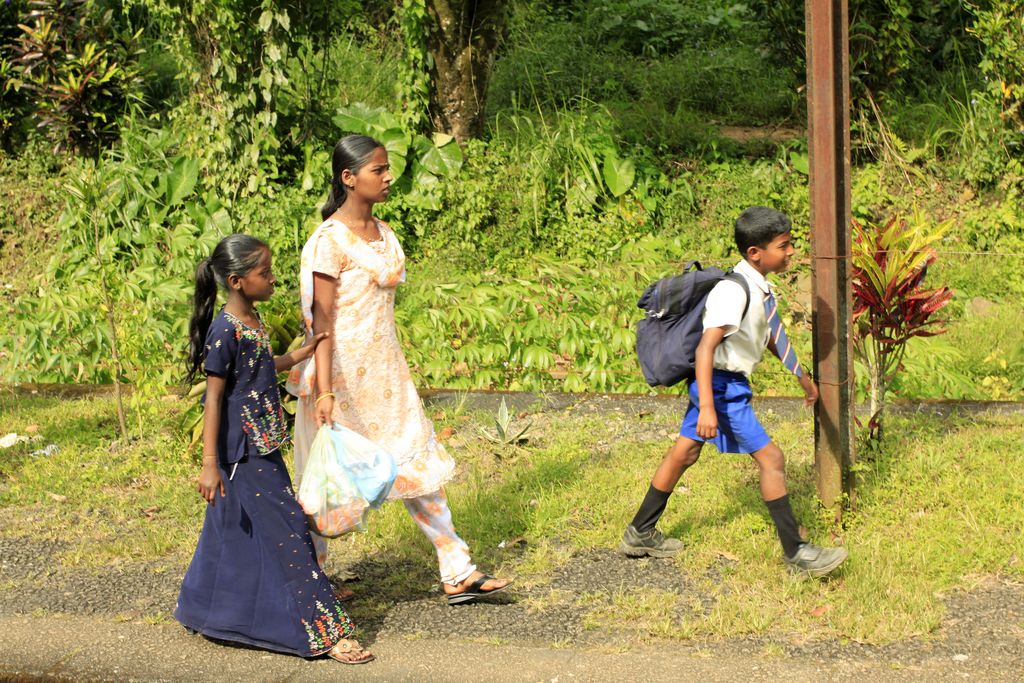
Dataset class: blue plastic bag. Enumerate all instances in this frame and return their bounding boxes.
[326,423,397,508]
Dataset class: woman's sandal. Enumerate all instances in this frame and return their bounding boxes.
[445,574,512,606]
[327,639,374,665]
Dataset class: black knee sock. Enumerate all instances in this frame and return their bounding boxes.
[630,484,672,533]
[764,494,804,558]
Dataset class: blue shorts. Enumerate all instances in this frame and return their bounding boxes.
[679,370,771,454]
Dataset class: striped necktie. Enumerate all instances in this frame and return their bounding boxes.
[764,291,803,378]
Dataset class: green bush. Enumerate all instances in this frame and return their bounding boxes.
[961,187,1024,256]
[0,0,30,149]
[967,1,1024,186]
[4,0,1024,405]
[568,0,768,57]
[487,1,797,154]
[404,107,674,262]
[971,1,1024,136]
[4,127,207,387]
[395,239,706,394]
[275,29,402,153]
[757,0,976,99]
[5,0,144,155]
[637,50,797,126]
[486,17,637,113]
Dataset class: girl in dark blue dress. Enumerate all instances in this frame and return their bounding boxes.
[177,234,373,665]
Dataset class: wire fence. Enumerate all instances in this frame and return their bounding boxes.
[814,249,1024,259]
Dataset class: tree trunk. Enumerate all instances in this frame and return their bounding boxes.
[106,302,129,440]
[425,0,506,141]
[94,215,128,440]
[868,347,885,443]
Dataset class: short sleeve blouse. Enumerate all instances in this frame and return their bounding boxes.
[203,309,288,463]
[310,228,352,278]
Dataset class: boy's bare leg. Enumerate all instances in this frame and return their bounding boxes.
[749,441,787,501]
[749,441,801,557]
[651,436,704,491]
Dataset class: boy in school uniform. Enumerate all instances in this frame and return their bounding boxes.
[620,206,848,577]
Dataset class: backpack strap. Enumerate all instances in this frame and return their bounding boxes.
[723,271,751,321]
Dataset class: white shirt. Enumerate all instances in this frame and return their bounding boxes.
[701,259,773,378]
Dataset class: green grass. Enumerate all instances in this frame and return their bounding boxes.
[0,393,202,567]
[1,391,1021,644]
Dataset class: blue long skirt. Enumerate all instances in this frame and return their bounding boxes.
[174,450,355,657]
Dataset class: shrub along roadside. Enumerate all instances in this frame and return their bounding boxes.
[395,241,810,395]
[851,213,955,441]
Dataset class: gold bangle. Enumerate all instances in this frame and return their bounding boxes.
[314,392,335,406]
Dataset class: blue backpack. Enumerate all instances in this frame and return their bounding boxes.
[635,261,750,387]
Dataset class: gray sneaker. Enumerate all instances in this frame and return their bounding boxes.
[618,524,683,558]
[783,543,848,578]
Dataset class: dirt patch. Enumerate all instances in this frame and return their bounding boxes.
[718,125,804,144]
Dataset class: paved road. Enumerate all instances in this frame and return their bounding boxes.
[0,613,1015,683]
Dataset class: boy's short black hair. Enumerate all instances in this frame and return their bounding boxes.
[734,206,792,254]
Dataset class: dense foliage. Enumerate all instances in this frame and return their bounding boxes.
[2,0,1023,406]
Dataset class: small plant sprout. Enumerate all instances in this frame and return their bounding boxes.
[481,397,533,447]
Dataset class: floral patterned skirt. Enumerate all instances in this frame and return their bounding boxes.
[174,450,355,657]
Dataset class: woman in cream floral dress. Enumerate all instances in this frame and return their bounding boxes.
[288,135,510,605]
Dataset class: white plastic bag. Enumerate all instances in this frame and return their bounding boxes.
[296,426,368,537]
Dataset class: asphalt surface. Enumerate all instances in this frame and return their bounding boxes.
[2,603,1022,683]
[2,535,1022,682]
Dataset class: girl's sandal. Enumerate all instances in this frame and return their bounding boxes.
[332,585,356,602]
[327,639,374,665]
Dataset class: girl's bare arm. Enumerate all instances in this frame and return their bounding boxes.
[198,375,227,504]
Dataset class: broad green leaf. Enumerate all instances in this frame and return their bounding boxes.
[419,140,463,177]
[333,103,383,136]
[165,157,199,207]
[210,207,232,233]
[603,154,635,197]
[412,134,434,158]
[376,110,402,130]
[789,152,809,175]
[379,128,410,178]
[411,162,440,188]
[432,132,454,147]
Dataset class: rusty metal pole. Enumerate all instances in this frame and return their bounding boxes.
[805,0,855,515]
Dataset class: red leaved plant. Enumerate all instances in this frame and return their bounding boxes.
[851,214,954,440]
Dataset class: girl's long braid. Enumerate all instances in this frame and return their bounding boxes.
[186,258,218,384]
